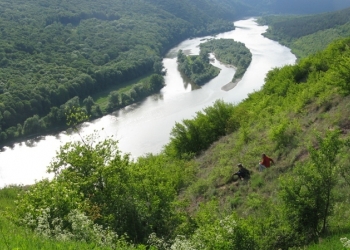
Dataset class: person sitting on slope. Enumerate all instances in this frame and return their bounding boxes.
[233,163,250,181]
[258,153,275,172]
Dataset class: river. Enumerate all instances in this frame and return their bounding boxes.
[0,18,296,187]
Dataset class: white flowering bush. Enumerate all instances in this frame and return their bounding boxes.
[170,235,196,250]
[147,233,170,250]
[341,237,350,249]
[190,214,258,250]
[21,207,123,248]
[147,214,257,250]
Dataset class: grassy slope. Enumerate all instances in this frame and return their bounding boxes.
[179,38,350,246]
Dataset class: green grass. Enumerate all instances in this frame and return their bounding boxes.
[0,219,108,250]
[305,234,350,249]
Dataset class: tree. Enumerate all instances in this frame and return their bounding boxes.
[280,130,343,242]
[22,115,44,135]
[83,96,94,115]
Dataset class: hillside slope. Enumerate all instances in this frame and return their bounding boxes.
[3,34,350,250]
[171,37,350,248]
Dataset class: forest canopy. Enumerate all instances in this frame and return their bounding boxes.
[0,0,238,146]
[200,38,252,81]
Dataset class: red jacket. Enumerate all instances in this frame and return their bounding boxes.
[261,156,274,168]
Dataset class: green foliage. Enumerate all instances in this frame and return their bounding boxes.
[165,100,235,158]
[262,8,350,40]
[168,37,350,249]
[268,119,300,150]
[190,214,258,250]
[15,132,193,245]
[177,50,220,85]
[107,74,164,112]
[200,38,252,81]
[148,212,259,250]
[0,187,144,249]
[279,130,343,242]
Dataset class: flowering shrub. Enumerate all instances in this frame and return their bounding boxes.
[190,214,257,250]
[21,207,122,248]
[341,237,350,249]
[147,214,257,250]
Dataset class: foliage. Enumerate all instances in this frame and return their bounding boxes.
[177,50,220,85]
[171,37,350,249]
[200,38,252,81]
[15,132,193,245]
[0,187,146,249]
[189,214,258,250]
[279,130,343,242]
[165,100,236,158]
[107,74,164,112]
[148,214,258,250]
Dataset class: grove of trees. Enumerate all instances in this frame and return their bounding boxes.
[200,38,252,81]
[177,49,220,85]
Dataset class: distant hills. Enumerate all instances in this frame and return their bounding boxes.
[259,7,350,58]
[240,0,350,14]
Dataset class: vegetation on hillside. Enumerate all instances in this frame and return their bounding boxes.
[258,7,350,58]
[2,35,350,249]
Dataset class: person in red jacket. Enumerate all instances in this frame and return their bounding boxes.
[259,153,274,172]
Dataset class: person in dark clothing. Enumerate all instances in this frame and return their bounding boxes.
[233,163,250,180]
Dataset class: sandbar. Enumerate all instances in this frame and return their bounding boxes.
[221,78,241,91]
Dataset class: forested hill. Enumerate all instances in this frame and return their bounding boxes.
[259,7,350,58]
[241,0,350,14]
[0,0,241,146]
